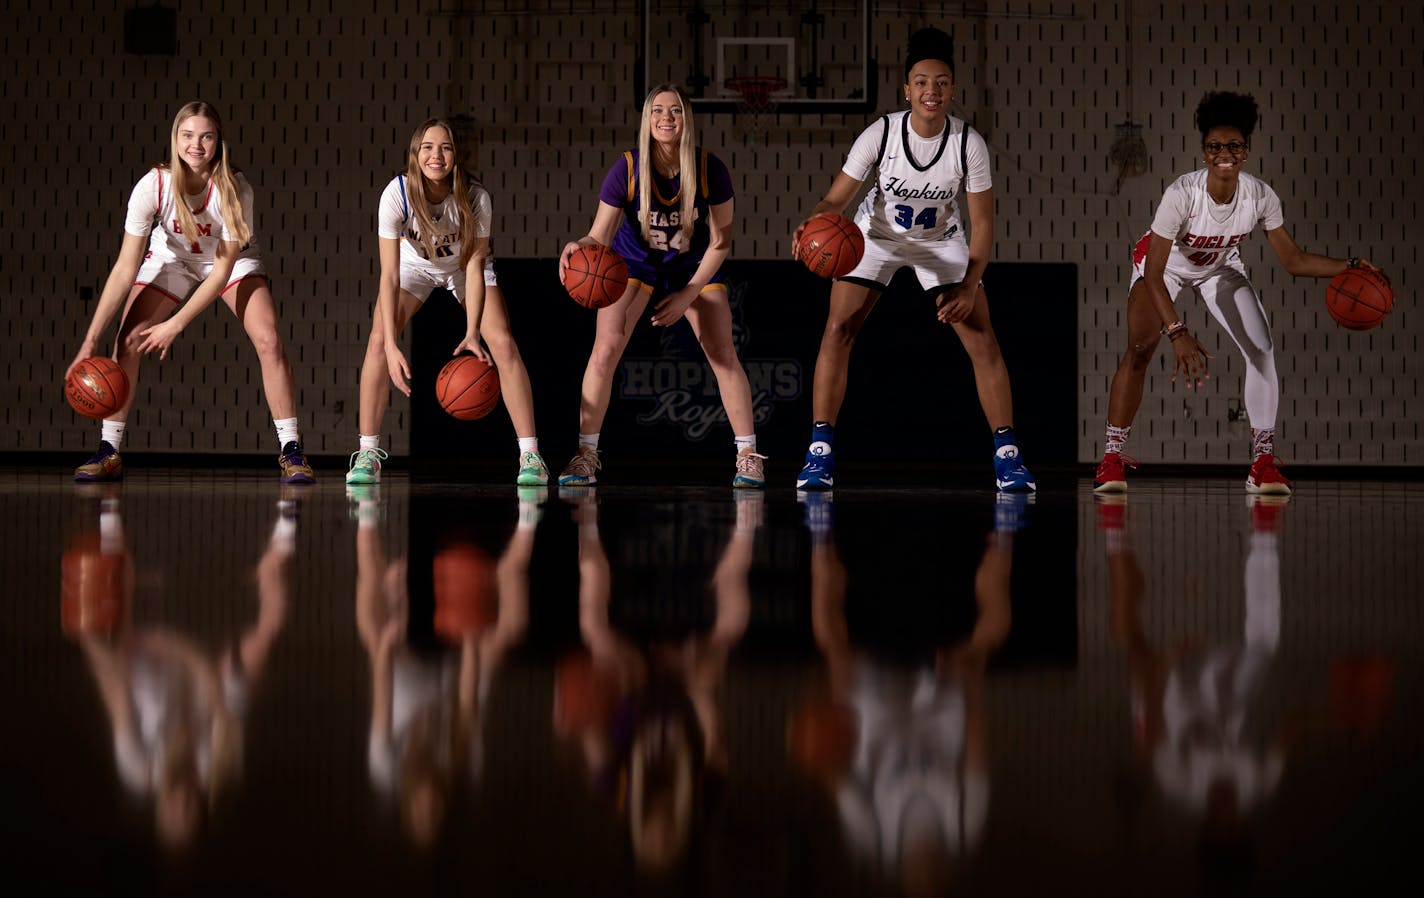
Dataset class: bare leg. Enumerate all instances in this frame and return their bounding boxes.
[576,282,652,435]
[684,288,756,435]
[356,290,423,437]
[224,278,296,420]
[811,280,880,424]
[947,284,1014,429]
[1105,278,1165,428]
[478,285,537,439]
[110,286,180,422]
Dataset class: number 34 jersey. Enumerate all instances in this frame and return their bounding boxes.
[1142,169,1284,282]
[844,110,991,244]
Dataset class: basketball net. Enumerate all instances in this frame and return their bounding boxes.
[726,75,786,149]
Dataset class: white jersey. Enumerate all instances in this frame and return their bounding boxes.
[1145,169,1284,281]
[124,167,260,264]
[377,174,491,273]
[844,110,991,244]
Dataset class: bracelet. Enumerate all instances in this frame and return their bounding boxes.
[1169,328,1190,342]
[1346,256,1359,269]
[1163,320,1187,337]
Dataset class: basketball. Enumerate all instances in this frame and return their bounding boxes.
[60,533,131,638]
[65,357,129,420]
[796,213,865,279]
[432,541,497,643]
[436,355,501,421]
[561,244,629,309]
[1326,267,1394,330]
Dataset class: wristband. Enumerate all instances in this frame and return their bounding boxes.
[1346,256,1359,269]
[1168,328,1190,342]
[1164,320,1187,337]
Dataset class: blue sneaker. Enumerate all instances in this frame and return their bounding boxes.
[994,492,1035,533]
[993,444,1036,492]
[797,490,834,535]
[796,441,835,490]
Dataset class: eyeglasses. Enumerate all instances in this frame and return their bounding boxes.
[1204,141,1248,156]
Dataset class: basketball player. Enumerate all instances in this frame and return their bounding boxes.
[65,101,314,484]
[346,118,548,486]
[793,27,1035,492]
[556,83,765,488]
[1094,91,1378,495]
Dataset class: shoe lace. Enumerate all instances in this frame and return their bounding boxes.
[520,451,548,472]
[736,451,768,475]
[349,447,389,469]
[567,447,601,476]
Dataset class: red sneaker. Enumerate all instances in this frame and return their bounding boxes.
[1093,451,1135,493]
[1246,454,1292,495]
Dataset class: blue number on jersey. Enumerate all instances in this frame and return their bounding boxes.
[894,205,938,231]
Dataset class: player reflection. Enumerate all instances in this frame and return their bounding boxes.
[356,486,536,847]
[789,493,1021,898]
[66,485,296,850]
[1103,494,1391,873]
[552,489,757,874]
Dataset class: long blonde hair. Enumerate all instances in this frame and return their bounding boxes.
[637,83,698,250]
[165,101,251,248]
[405,118,483,269]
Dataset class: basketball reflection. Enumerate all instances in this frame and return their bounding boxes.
[552,487,758,875]
[789,492,1026,898]
[64,484,297,851]
[355,485,537,848]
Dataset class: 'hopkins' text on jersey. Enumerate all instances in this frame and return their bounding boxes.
[883,177,955,201]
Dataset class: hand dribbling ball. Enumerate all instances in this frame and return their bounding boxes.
[65,357,130,420]
[562,244,629,309]
[1326,267,1394,330]
[796,213,866,279]
[436,355,501,421]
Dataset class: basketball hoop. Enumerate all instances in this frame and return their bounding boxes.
[725,75,787,149]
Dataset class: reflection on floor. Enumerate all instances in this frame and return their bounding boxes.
[2,469,1417,894]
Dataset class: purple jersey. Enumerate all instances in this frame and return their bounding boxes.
[598,148,734,282]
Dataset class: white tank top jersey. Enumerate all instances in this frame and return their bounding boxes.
[123,167,258,262]
[1146,169,1284,280]
[843,110,991,243]
[377,174,492,271]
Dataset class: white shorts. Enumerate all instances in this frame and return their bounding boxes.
[1129,250,1253,308]
[135,252,267,303]
[402,257,499,303]
[840,229,970,294]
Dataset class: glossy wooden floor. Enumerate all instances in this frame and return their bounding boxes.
[2,467,1418,896]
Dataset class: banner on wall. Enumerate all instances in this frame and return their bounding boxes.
[412,259,1076,465]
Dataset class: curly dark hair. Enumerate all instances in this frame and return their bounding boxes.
[905,27,955,79]
[1194,91,1259,142]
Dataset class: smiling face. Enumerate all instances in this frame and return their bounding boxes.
[175,115,220,176]
[417,125,456,183]
[1202,125,1249,180]
[905,60,953,126]
[648,90,685,150]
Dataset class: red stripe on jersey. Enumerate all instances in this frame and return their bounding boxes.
[1132,231,1152,267]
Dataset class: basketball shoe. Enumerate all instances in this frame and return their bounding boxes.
[74,441,123,482]
[994,492,1035,533]
[278,442,315,484]
[346,447,388,485]
[346,484,383,523]
[796,442,835,490]
[1245,453,1292,495]
[993,445,1036,492]
[558,445,601,486]
[733,448,768,489]
[517,450,550,486]
[1093,451,1135,493]
[797,489,834,538]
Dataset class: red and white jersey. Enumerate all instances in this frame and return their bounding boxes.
[1140,169,1284,281]
[843,110,991,243]
[123,167,259,264]
[377,174,491,273]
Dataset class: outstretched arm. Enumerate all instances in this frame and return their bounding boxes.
[1265,226,1377,277]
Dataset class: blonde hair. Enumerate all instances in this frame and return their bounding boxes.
[637,83,698,250]
[166,101,251,248]
[405,118,483,269]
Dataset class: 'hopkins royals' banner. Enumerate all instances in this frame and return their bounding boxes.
[411,259,1075,467]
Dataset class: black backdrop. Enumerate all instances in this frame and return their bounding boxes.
[411,259,1077,471]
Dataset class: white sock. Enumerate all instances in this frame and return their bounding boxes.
[274,417,300,448]
[578,432,600,450]
[101,419,126,451]
[518,436,539,454]
[734,434,757,454]
[360,434,381,451]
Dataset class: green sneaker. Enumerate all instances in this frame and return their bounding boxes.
[346,447,389,485]
[516,450,550,486]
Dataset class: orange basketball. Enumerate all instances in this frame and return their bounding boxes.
[65,357,129,420]
[561,244,629,309]
[1326,267,1394,330]
[796,213,866,279]
[432,541,497,643]
[436,355,501,421]
[60,533,131,638]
